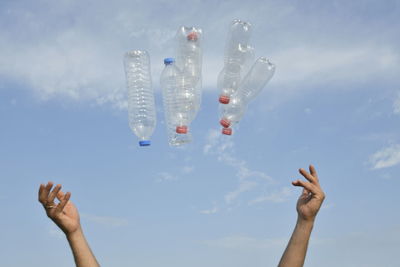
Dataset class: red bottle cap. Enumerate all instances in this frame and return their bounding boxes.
[220,119,231,128]
[187,32,198,41]
[222,128,232,135]
[219,95,230,104]
[176,125,188,134]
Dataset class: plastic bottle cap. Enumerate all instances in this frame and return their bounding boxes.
[164,58,175,65]
[222,128,232,135]
[187,32,198,41]
[219,95,230,104]
[139,140,151,146]
[220,119,231,128]
[176,126,188,134]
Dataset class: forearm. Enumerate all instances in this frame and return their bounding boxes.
[278,218,314,267]
[66,227,100,267]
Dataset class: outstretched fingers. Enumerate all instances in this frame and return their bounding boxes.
[299,168,318,185]
[293,179,325,200]
[56,190,65,201]
[47,184,62,204]
[292,179,317,195]
[38,182,54,205]
[309,164,319,181]
[55,192,71,213]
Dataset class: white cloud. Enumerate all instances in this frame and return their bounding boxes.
[225,181,258,205]
[270,44,399,89]
[200,205,218,215]
[80,213,129,227]
[156,171,179,182]
[369,144,400,169]
[204,129,274,206]
[248,187,292,205]
[0,0,399,109]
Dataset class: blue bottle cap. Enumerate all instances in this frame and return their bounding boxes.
[139,140,151,146]
[164,58,175,65]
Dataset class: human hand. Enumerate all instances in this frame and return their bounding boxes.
[292,165,325,223]
[38,182,81,236]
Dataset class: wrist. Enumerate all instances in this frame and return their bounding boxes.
[296,217,315,230]
[66,226,84,241]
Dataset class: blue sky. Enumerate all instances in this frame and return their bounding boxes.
[0,0,399,266]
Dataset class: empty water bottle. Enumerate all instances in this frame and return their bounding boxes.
[160,58,192,146]
[175,26,203,117]
[235,57,276,103]
[176,26,202,80]
[219,96,246,135]
[124,50,156,146]
[220,57,276,135]
[218,20,254,104]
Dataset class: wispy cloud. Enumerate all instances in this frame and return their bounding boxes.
[80,213,129,227]
[155,165,194,183]
[369,144,400,169]
[1,0,398,108]
[248,187,292,205]
[204,129,274,206]
[200,204,219,215]
[270,44,399,89]
[225,181,259,205]
[156,171,179,182]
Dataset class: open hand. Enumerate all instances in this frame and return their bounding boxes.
[38,182,81,235]
[292,165,325,222]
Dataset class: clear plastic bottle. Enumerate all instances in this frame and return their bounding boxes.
[160,58,191,146]
[175,26,203,117]
[219,57,276,135]
[235,57,275,104]
[218,20,254,104]
[124,50,156,146]
[219,96,246,135]
[227,19,252,47]
[176,26,202,80]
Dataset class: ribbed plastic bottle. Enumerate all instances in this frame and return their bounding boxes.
[220,57,276,135]
[160,58,191,146]
[217,20,254,104]
[124,50,156,146]
[175,26,203,118]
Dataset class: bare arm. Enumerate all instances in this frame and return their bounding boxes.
[278,165,325,267]
[38,182,100,267]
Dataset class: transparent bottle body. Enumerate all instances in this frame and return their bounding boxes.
[226,19,252,49]
[218,20,254,102]
[235,57,276,104]
[220,96,246,127]
[160,62,191,146]
[175,26,203,117]
[219,58,276,134]
[124,50,156,144]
